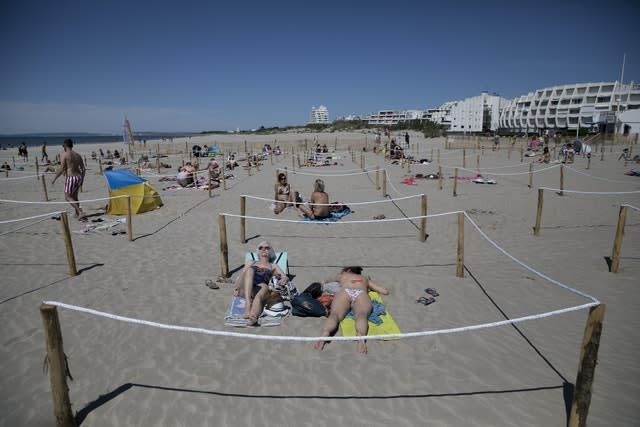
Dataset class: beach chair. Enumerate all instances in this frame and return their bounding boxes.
[245,251,289,276]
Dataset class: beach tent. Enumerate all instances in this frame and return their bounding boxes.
[104,169,163,215]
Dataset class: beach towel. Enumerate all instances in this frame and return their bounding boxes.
[223,295,286,327]
[303,206,352,222]
[472,178,497,184]
[339,291,400,340]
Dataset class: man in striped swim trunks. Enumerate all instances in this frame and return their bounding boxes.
[52,139,86,219]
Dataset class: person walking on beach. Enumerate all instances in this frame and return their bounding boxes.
[41,141,49,163]
[404,131,410,149]
[52,139,86,219]
[314,266,389,353]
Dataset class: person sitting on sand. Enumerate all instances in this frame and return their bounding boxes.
[274,172,295,214]
[0,161,10,171]
[234,241,290,326]
[176,165,194,187]
[538,146,551,163]
[314,266,389,353]
[297,178,330,219]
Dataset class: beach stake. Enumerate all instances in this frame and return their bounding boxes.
[568,304,606,427]
[222,166,226,190]
[4,169,8,178]
[39,304,77,427]
[36,159,40,180]
[528,162,533,188]
[453,168,458,197]
[476,154,480,174]
[98,160,103,175]
[382,169,387,197]
[407,158,411,173]
[456,212,464,278]
[610,205,628,273]
[41,174,49,202]
[375,167,380,190]
[419,194,427,242]
[520,145,524,162]
[240,196,246,244]
[600,144,604,161]
[438,166,443,191]
[60,212,77,276]
[360,152,365,171]
[462,149,466,168]
[208,174,212,198]
[126,196,133,241]
[218,214,229,277]
[559,164,564,196]
[534,189,543,236]
[437,149,440,163]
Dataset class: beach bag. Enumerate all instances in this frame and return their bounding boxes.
[291,294,326,317]
[269,275,299,301]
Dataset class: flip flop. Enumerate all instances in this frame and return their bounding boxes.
[205,279,220,289]
[416,296,435,305]
[425,288,439,297]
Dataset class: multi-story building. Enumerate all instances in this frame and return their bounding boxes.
[446,92,511,133]
[309,105,329,124]
[499,81,640,134]
[366,109,423,126]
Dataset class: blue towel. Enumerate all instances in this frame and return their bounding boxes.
[303,206,352,222]
[345,300,386,325]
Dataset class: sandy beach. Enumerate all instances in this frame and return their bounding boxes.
[1,131,639,426]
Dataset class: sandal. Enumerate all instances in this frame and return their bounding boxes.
[416,296,435,305]
[205,279,219,289]
[424,288,439,297]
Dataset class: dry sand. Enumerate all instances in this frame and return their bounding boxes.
[1,132,639,426]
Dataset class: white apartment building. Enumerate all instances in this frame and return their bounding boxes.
[309,105,329,124]
[499,81,640,134]
[447,92,511,133]
[366,109,423,125]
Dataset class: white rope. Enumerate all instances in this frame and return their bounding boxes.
[0,210,64,225]
[463,212,600,303]
[538,187,640,195]
[453,164,561,177]
[0,173,44,181]
[622,203,640,212]
[0,213,62,235]
[242,193,421,206]
[0,195,121,204]
[564,165,640,184]
[289,169,374,177]
[220,212,451,224]
[42,300,599,342]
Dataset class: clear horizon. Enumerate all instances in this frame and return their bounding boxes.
[1,0,638,134]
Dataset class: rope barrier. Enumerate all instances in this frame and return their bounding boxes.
[622,203,640,212]
[564,165,640,184]
[221,212,450,224]
[538,187,640,195]
[289,169,374,177]
[0,210,65,225]
[0,212,63,236]
[242,193,421,206]
[0,195,121,205]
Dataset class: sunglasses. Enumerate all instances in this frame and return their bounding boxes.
[258,246,271,250]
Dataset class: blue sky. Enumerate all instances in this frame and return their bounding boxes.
[1,0,638,134]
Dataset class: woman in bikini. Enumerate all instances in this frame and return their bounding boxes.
[314,266,389,353]
[273,172,295,214]
[235,241,289,326]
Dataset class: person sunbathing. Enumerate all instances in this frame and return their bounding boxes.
[274,172,295,214]
[297,178,330,219]
[314,266,389,353]
[234,241,289,326]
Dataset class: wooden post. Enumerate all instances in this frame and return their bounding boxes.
[218,214,229,277]
[360,152,365,171]
[610,205,628,273]
[476,154,480,174]
[98,160,103,175]
[407,158,411,173]
[419,194,427,242]
[126,196,133,241]
[41,174,49,202]
[528,162,533,188]
[453,168,458,197]
[208,174,212,198]
[568,304,606,427]
[600,143,604,161]
[382,169,387,197]
[586,155,591,170]
[438,165,443,191]
[559,164,564,196]
[534,189,543,236]
[240,196,246,244]
[39,304,77,427]
[247,159,252,176]
[222,165,226,190]
[375,167,380,190]
[437,149,440,163]
[456,212,464,278]
[59,212,77,276]
[156,146,160,174]
[520,145,524,162]
[462,148,466,168]
[36,159,40,180]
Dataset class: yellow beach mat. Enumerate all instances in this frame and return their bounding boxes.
[340,291,400,340]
